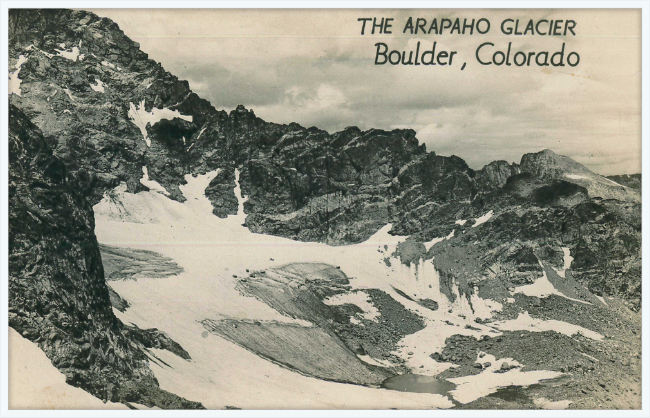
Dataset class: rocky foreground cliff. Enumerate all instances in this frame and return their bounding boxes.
[8,8,642,409]
[8,104,203,409]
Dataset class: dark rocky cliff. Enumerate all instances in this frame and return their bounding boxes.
[8,104,203,409]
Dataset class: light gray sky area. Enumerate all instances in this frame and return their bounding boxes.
[90,8,642,175]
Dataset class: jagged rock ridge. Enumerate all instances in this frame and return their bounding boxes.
[9,9,639,246]
[8,7,641,307]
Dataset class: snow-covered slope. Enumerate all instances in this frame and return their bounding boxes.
[92,168,604,409]
[8,328,130,410]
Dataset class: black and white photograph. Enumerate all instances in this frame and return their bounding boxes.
[2,3,648,413]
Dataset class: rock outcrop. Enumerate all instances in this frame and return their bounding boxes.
[8,104,203,409]
[520,149,640,203]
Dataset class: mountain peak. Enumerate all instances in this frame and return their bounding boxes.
[520,148,640,202]
[521,148,587,173]
[537,148,557,156]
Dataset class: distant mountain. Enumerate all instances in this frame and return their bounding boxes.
[520,149,640,203]
[607,174,641,192]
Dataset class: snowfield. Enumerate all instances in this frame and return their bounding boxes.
[15,168,603,409]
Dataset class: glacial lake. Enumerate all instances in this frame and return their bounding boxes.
[381,374,456,396]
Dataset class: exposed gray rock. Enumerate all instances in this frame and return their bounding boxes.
[8,104,202,409]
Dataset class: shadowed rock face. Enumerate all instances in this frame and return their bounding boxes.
[476,160,520,191]
[8,104,202,409]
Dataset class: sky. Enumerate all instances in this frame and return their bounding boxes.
[89,8,642,175]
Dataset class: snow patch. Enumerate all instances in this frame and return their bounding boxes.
[324,291,380,321]
[229,169,249,224]
[579,352,599,363]
[448,353,563,404]
[90,78,105,93]
[512,270,590,305]
[423,229,455,251]
[492,311,604,340]
[605,177,623,187]
[357,354,394,368]
[54,46,80,62]
[178,170,222,214]
[455,219,467,226]
[472,210,494,228]
[385,261,502,375]
[556,247,574,278]
[140,167,170,195]
[424,237,445,252]
[362,223,408,247]
[63,88,75,102]
[565,174,589,180]
[94,169,223,225]
[470,287,503,320]
[8,55,28,96]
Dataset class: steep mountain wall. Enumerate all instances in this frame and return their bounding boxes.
[8,104,203,409]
